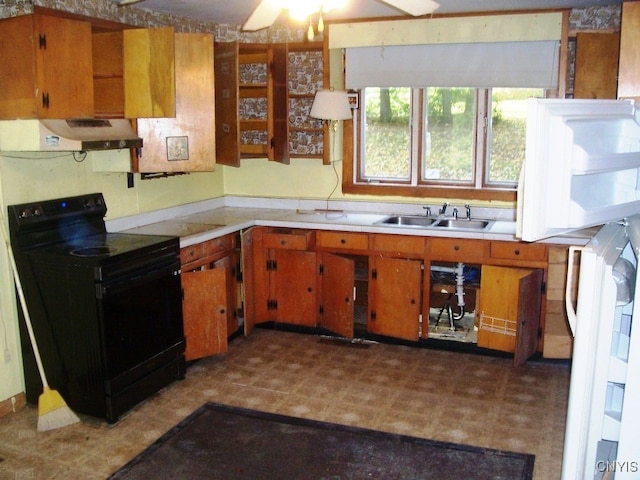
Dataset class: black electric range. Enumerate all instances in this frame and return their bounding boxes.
[8,193,186,423]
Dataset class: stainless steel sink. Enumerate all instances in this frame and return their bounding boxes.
[432,219,492,230]
[375,215,436,227]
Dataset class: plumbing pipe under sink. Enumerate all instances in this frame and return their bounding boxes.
[432,262,466,330]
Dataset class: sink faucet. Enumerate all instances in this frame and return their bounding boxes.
[422,205,431,217]
[465,204,471,220]
[452,207,459,220]
[439,202,449,216]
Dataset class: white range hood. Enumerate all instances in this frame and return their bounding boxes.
[0,119,142,152]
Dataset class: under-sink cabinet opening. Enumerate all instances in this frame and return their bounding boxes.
[241,226,548,366]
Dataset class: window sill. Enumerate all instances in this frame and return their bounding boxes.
[342,182,517,202]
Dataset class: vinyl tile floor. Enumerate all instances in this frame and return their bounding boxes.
[0,329,570,479]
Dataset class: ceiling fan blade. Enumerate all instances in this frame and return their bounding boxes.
[111,0,146,6]
[382,0,440,16]
[242,0,283,31]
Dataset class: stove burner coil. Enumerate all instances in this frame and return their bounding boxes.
[70,246,119,257]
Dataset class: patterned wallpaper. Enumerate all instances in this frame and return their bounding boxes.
[569,4,621,30]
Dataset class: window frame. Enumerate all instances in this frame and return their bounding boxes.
[343,87,518,202]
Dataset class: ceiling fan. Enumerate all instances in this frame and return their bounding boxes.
[242,0,441,31]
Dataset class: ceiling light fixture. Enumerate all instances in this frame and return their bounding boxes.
[284,0,347,41]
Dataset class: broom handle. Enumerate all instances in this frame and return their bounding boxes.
[0,212,50,389]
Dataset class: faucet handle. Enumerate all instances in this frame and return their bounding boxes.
[422,205,431,217]
[465,203,471,220]
[452,207,459,220]
[439,202,449,215]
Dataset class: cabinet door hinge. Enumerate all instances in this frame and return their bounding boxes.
[267,299,278,311]
[319,304,324,316]
[319,263,324,275]
[39,34,47,49]
[541,281,546,294]
[266,259,277,271]
[370,310,376,321]
[371,269,377,280]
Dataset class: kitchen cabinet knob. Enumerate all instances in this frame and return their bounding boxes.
[454,245,460,251]
[340,238,346,244]
[410,299,416,304]
[307,287,313,292]
[219,308,226,314]
[514,249,520,255]
[280,239,286,245]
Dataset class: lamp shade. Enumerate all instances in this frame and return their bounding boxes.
[310,90,352,121]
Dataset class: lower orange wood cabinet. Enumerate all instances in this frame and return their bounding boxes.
[180,234,239,361]
[477,265,544,366]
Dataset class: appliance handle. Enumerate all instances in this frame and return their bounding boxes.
[565,246,583,337]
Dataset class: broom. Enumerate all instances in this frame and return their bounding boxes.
[0,210,80,431]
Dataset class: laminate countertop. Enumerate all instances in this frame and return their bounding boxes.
[114,198,595,248]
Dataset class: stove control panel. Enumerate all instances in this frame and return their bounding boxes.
[8,193,107,231]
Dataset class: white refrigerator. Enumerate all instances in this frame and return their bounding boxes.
[517,98,640,479]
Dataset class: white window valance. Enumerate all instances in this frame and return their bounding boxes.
[345,41,560,89]
[329,12,563,89]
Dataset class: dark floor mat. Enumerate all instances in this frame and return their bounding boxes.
[110,402,534,480]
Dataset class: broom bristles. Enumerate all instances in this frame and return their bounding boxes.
[37,386,80,432]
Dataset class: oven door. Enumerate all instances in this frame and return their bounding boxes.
[98,260,185,392]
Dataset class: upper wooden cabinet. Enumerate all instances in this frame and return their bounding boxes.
[0,10,175,120]
[0,13,94,119]
[93,27,175,119]
[214,41,325,167]
[573,32,620,99]
[135,32,216,172]
[215,42,286,166]
[618,1,640,99]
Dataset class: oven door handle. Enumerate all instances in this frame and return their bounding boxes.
[97,264,180,299]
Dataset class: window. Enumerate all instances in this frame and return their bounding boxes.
[347,87,544,200]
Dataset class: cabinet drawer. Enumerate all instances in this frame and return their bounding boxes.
[263,229,315,250]
[490,241,547,262]
[180,243,205,265]
[180,234,235,266]
[204,234,235,257]
[429,238,486,260]
[316,231,369,251]
[372,234,426,256]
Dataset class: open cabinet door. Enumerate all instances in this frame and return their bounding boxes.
[478,265,543,366]
[182,268,227,361]
[269,44,289,164]
[319,253,355,338]
[242,227,267,336]
[514,269,544,366]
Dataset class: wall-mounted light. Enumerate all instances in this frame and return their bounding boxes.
[310,89,352,131]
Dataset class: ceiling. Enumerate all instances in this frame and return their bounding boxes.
[127,0,623,28]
